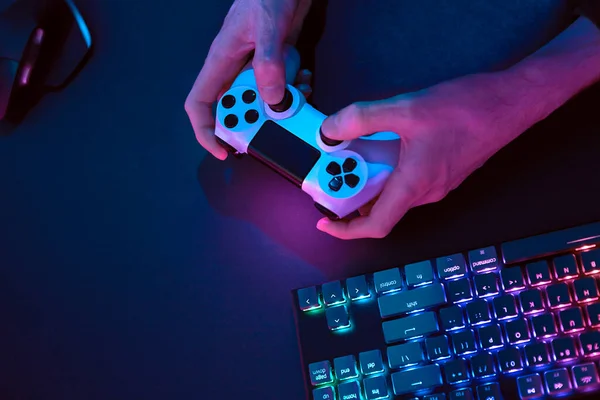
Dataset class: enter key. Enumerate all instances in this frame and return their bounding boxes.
[382,311,439,344]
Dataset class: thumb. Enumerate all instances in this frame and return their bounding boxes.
[320,99,401,141]
[253,32,290,105]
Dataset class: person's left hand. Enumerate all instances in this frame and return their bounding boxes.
[316,73,522,240]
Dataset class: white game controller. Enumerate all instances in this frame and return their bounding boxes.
[214,47,400,220]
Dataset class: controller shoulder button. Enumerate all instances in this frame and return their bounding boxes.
[326,161,342,176]
[342,157,357,172]
[344,174,360,188]
[328,176,343,192]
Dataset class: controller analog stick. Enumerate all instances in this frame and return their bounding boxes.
[268,89,293,112]
[319,128,343,147]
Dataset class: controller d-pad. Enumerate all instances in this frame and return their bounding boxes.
[328,176,343,192]
[242,90,256,104]
[245,109,259,124]
[221,95,236,109]
[224,114,238,128]
[344,174,360,188]
[326,162,341,176]
[343,158,357,172]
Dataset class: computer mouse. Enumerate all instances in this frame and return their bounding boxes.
[0,0,92,123]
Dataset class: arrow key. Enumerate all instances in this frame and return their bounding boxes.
[346,275,370,301]
[322,280,346,306]
[326,305,350,331]
[297,286,321,311]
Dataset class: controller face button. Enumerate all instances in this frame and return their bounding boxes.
[326,162,341,176]
[328,176,343,192]
[224,114,239,128]
[242,90,257,104]
[319,128,343,147]
[344,174,360,188]
[245,109,259,124]
[268,89,293,112]
[221,95,236,109]
[342,158,358,172]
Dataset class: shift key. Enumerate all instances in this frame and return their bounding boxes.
[382,311,439,344]
[378,283,446,318]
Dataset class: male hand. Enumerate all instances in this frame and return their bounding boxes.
[185,0,313,160]
[317,73,522,240]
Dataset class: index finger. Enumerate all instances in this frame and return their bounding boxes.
[185,34,252,159]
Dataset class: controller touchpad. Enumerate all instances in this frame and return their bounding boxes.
[248,120,321,187]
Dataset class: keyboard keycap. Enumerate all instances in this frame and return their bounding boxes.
[444,358,469,384]
[493,295,519,320]
[424,395,447,400]
[312,386,335,400]
[298,286,321,311]
[587,302,600,327]
[338,381,362,400]
[572,362,600,389]
[519,289,544,314]
[333,355,358,381]
[378,283,446,318]
[558,307,584,333]
[524,342,551,367]
[506,318,531,344]
[466,299,491,325]
[437,253,468,280]
[391,364,443,395]
[451,329,477,355]
[449,388,472,400]
[346,275,370,300]
[476,383,503,400]
[580,331,600,356]
[581,248,600,275]
[574,277,599,303]
[425,335,451,360]
[544,368,572,395]
[373,268,403,294]
[552,337,578,362]
[359,350,384,375]
[471,352,496,378]
[322,281,346,306]
[474,272,499,297]
[446,278,472,303]
[517,373,543,399]
[382,311,439,343]
[325,305,350,331]
[546,283,571,309]
[553,254,578,280]
[363,376,388,400]
[405,260,434,287]
[469,246,499,273]
[501,267,525,292]
[530,313,557,338]
[498,347,523,373]
[388,341,423,368]
[478,324,503,349]
[526,261,552,286]
[308,361,333,386]
[439,305,465,331]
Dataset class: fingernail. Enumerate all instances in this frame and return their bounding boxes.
[316,219,330,231]
[260,85,285,105]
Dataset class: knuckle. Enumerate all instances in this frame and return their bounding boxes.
[370,223,393,239]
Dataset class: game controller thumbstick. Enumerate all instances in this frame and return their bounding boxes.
[268,88,294,112]
[319,127,343,147]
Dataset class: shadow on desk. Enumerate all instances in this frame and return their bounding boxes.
[197,82,600,281]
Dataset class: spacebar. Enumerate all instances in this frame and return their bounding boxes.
[501,222,600,264]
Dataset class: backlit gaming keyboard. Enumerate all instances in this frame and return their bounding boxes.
[292,221,600,400]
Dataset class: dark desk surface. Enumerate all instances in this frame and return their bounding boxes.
[0,1,599,399]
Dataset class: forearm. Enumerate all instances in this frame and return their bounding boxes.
[489,16,600,140]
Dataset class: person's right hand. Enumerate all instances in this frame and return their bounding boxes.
[185,0,313,160]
